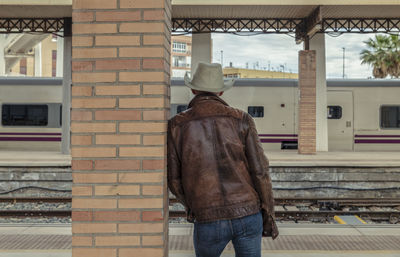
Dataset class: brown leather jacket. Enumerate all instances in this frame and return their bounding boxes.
[168,92,278,238]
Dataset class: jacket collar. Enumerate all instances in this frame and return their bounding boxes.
[188,92,229,108]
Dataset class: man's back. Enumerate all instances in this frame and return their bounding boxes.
[168,92,272,223]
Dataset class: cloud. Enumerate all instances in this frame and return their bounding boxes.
[212,33,376,78]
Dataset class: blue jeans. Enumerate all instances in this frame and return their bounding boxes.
[193,211,262,257]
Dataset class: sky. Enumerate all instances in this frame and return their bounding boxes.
[211,32,377,79]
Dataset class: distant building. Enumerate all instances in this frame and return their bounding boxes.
[223,67,298,79]
[8,35,58,77]
[171,35,192,78]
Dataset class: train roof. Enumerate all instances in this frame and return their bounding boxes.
[0,77,63,86]
[172,78,400,87]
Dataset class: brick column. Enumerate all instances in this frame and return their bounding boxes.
[298,50,316,154]
[71,0,171,256]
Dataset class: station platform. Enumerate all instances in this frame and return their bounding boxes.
[0,223,399,257]
[267,151,400,167]
[0,150,399,167]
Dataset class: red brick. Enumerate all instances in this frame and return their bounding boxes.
[143,59,164,70]
[95,236,140,246]
[72,86,92,96]
[71,135,92,146]
[72,147,116,158]
[96,11,140,21]
[72,98,116,109]
[72,236,92,247]
[95,85,140,96]
[73,72,116,83]
[95,110,141,120]
[94,159,140,170]
[143,10,165,20]
[72,160,93,170]
[72,11,94,22]
[119,248,163,257]
[119,23,164,33]
[73,173,117,183]
[96,135,141,145]
[118,222,163,233]
[72,36,93,47]
[72,211,92,221]
[142,211,163,221]
[120,0,164,8]
[71,110,92,121]
[96,35,140,46]
[94,211,140,221]
[95,59,140,71]
[143,110,165,120]
[72,61,93,71]
[72,199,117,209]
[119,71,165,82]
[73,0,117,9]
[143,159,164,170]
[72,248,116,257]
[73,24,117,34]
[72,186,92,196]
[72,223,117,234]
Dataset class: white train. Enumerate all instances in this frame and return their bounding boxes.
[0,77,62,151]
[1,77,399,152]
[171,78,400,151]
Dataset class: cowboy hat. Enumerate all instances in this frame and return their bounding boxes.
[184,62,234,93]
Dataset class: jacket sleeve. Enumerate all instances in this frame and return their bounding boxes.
[243,114,279,239]
[167,120,186,207]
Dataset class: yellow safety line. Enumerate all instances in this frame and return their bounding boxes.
[334,215,347,224]
[355,215,367,224]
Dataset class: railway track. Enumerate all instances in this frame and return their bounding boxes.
[0,197,399,223]
[170,198,400,223]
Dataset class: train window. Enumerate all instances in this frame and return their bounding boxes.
[381,106,400,128]
[177,105,188,114]
[2,104,48,126]
[60,105,62,126]
[327,106,342,119]
[248,106,264,118]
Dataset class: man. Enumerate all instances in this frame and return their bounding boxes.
[168,62,278,257]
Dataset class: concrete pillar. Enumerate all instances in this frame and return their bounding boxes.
[56,33,64,77]
[298,50,317,154]
[0,35,5,75]
[191,33,212,75]
[71,0,171,256]
[309,33,328,151]
[34,42,42,76]
[61,36,71,155]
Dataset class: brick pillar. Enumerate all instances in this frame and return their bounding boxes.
[298,50,316,154]
[71,0,171,256]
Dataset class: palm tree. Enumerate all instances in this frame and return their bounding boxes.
[360,34,400,78]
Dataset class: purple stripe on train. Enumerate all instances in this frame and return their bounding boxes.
[0,137,61,142]
[0,132,62,136]
[355,135,400,138]
[260,139,297,143]
[355,139,400,144]
[259,134,298,137]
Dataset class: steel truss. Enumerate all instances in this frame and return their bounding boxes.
[172,17,400,35]
[0,18,71,35]
[172,18,303,33]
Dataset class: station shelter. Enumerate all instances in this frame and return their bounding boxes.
[1,0,400,256]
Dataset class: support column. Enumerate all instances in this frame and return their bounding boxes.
[0,35,5,75]
[56,33,64,77]
[191,33,212,75]
[34,42,42,76]
[309,33,328,151]
[61,35,71,155]
[298,50,317,154]
[71,0,171,257]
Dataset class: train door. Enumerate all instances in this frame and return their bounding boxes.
[327,91,354,151]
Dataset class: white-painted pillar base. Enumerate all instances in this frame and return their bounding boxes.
[191,33,212,75]
[309,33,328,152]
